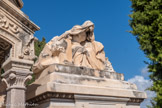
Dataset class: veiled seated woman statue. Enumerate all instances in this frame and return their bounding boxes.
[70,21,106,70]
[33,20,114,73]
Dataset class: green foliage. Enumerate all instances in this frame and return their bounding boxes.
[0,68,4,78]
[26,74,35,85]
[35,37,46,57]
[27,37,46,85]
[129,0,162,107]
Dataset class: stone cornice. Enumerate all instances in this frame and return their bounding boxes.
[128,98,144,103]
[9,0,24,9]
[0,0,40,33]
[2,57,34,72]
[42,64,124,80]
[27,92,75,104]
[26,92,144,105]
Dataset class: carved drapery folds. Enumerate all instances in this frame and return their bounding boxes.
[33,20,115,73]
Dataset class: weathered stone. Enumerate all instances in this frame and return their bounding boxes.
[8,0,24,9]
[26,64,146,108]
[0,0,39,108]
[0,1,147,108]
[33,21,115,73]
[27,20,147,108]
[26,80,146,108]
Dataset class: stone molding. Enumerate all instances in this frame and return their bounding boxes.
[27,92,74,104]
[26,81,146,100]
[128,98,144,103]
[0,3,39,63]
[0,26,22,61]
[0,12,19,34]
[26,92,144,106]
[36,64,124,81]
[2,58,34,72]
[0,0,40,33]
[9,0,24,9]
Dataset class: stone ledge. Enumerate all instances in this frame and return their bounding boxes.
[34,71,137,90]
[26,92,144,107]
[35,64,124,81]
[27,92,74,104]
[26,82,147,101]
[0,0,40,32]
[2,57,34,71]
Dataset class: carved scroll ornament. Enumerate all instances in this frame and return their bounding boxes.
[0,13,19,34]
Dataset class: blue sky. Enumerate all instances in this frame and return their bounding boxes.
[22,0,148,80]
[22,1,155,107]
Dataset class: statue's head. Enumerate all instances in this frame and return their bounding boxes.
[70,20,95,43]
[82,20,94,30]
[82,20,95,42]
[70,25,86,43]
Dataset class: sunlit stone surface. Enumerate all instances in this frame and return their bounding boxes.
[28,21,147,108]
[0,0,147,108]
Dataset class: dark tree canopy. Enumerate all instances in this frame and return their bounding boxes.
[129,0,162,107]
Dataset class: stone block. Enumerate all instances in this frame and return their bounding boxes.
[26,65,146,108]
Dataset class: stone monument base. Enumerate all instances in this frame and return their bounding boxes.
[26,64,146,108]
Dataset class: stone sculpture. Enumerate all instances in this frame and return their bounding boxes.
[0,0,146,108]
[105,57,115,72]
[33,21,113,73]
[28,22,146,108]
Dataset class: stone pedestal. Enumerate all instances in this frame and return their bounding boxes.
[26,64,146,108]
